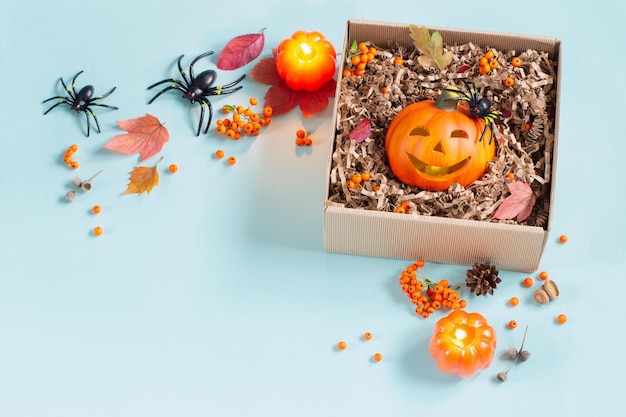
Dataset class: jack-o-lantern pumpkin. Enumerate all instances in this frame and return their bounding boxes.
[385,89,496,191]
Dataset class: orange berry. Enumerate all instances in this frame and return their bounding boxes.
[263,106,273,117]
[360,172,371,181]
[93,226,103,236]
[236,105,244,114]
[506,172,516,179]
[372,185,380,192]
[479,57,489,66]
[295,137,306,146]
[489,59,499,69]
[91,205,102,214]
[459,299,467,309]
[484,50,495,60]
[227,156,237,165]
[249,97,259,106]
[363,332,373,341]
[523,277,534,287]
[358,42,368,52]
[511,57,522,67]
[416,260,425,268]
[557,314,568,324]
[509,297,519,306]
[342,69,352,77]
[215,149,225,159]
[168,164,178,173]
[216,125,227,134]
[479,64,491,75]
[503,77,515,87]
[559,234,568,243]
[351,55,361,66]
[393,56,404,65]
[368,46,377,55]
[394,206,406,214]
[337,341,347,351]
[357,62,367,71]
[351,173,362,185]
[539,271,549,281]
[69,144,78,152]
[381,86,389,94]
[508,320,518,329]
[304,138,312,146]
[373,353,383,362]
[70,161,79,170]
[296,129,307,139]
[347,180,357,189]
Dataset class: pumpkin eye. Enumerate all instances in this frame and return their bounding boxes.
[409,126,429,136]
[451,130,469,138]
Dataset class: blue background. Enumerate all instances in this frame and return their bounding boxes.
[1,0,624,416]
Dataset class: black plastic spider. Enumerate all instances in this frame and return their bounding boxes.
[147,51,245,136]
[43,71,118,137]
[444,79,504,144]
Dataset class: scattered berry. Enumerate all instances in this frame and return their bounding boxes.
[539,271,549,281]
[523,277,534,287]
[91,205,102,214]
[559,234,568,243]
[557,314,568,324]
[93,226,103,236]
[509,297,519,307]
[373,353,383,362]
[215,149,225,159]
[393,56,404,66]
[511,57,522,67]
[296,129,307,139]
[508,320,518,329]
[363,332,373,341]
[227,156,237,165]
[337,341,347,351]
[249,97,258,106]
[168,164,178,173]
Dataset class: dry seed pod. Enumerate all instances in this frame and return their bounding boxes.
[533,288,550,305]
[65,190,76,202]
[543,279,559,300]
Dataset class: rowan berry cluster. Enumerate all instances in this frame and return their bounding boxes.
[342,41,377,77]
[399,260,467,319]
[478,50,499,75]
[394,201,410,214]
[63,144,79,169]
[215,98,273,139]
[347,171,371,189]
[295,129,312,146]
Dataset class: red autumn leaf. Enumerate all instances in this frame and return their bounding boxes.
[217,29,266,71]
[248,55,336,118]
[349,118,371,142]
[494,181,536,221]
[104,114,169,162]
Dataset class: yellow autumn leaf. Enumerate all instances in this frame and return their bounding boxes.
[123,157,162,195]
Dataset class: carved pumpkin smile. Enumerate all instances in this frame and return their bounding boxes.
[407,151,471,177]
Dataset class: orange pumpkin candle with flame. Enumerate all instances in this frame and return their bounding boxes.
[385,89,495,191]
[429,310,497,378]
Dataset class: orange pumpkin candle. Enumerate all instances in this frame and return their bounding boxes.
[275,30,337,92]
[385,89,496,191]
[429,310,497,378]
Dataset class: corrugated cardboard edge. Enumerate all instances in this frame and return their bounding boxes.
[324,19,561,273]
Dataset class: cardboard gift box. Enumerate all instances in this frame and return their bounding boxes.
[323,19,561,272]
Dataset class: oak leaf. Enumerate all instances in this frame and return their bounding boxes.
[123,157,163,195]
[409,24,453,70]
[494,181,536,221]
[217,29,266,70]
[249,54,336,118]
[104,114,169,162]
[349,118,371,143]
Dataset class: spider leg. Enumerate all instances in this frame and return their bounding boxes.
[202,98,214,134]
[96,86,117,100]
[196,101,206,137]
[90,103,119,111]
[70,71,84,98]
[175,55,192,87]
[147,83,187,104]
[206,75,246,96]
[84,107,102,136]
[189,51,214,81]
[147,78,183,90]
[43,99,70,114]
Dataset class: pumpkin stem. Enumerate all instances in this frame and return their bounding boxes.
[435,88,463,111]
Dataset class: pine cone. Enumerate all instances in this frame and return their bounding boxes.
[466,261,501,296]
